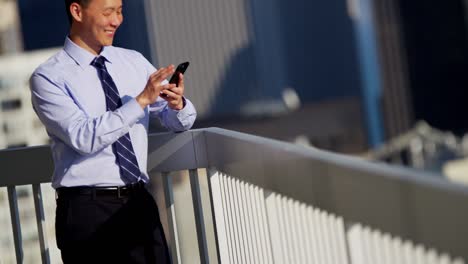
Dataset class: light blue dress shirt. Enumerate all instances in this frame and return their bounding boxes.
[30,38,197,188]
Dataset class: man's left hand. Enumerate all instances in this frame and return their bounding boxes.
[160,73,185,110]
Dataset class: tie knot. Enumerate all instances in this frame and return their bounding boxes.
[91,56,107,69]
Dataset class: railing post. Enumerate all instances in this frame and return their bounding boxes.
[244,183,260,263]
[162,172,181,264]
[222,174,238,263]
[264,192,285,263]
[32,184,50,264]
[229,178,244,263]
[7,186,23,264]
[257,187,273,263]
[238,181,253,263]
[189,169,210,263]
[206,168,228,263]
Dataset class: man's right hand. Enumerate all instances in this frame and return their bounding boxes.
[136,65,176,109]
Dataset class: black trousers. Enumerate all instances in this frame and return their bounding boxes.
[55,185,171,264]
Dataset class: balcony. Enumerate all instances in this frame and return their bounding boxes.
[1,127,468,263]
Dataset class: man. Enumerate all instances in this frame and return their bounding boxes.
[30,0,196,262]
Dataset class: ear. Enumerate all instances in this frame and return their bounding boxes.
[70,3,84,23]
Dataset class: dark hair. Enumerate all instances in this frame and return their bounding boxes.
[65,0,91,25]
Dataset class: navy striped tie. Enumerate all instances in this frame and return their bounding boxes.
[92,56,141,183]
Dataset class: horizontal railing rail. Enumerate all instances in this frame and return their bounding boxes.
[1,127,468,263]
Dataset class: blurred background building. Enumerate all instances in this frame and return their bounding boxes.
[1,0,468,262]
[0,1,60,263]
[0,49,58,149]
[0,0,22,54]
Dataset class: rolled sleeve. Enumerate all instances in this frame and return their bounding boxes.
[165,98,197,130]
[119,98,145,126]
[149,97,197,132]
[31,72,146,155]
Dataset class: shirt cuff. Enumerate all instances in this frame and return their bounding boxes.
[119,98,145,126]
[168,97,195,119]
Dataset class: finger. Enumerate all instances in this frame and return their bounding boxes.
[167,86,183,96]
[149,66,169,79]
[159,91,173,100]
[160,83,176,90]
[158,84,176,95]
[160,88,181,99]
[151,65,175,83]
[162,64,175,78]
[151,74,173,89]
[149,69,163,79]
[156,70,174,84]
[178,73,184,87]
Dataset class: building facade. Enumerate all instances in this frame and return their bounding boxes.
[0,0,22,54]
[0,48,59,149]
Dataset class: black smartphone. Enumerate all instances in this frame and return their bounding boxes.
[169,61,190,86]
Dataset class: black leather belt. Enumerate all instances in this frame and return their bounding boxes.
[56,181,146,198]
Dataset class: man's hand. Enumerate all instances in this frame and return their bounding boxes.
[160,72,185,110]
[136,65,176,109]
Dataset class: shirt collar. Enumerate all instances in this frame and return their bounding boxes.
[63,37,113,69]
[100,46,113,63]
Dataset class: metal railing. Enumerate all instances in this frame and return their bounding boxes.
[1,128,468,263]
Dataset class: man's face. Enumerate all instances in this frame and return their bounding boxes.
[79,0,123,50]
